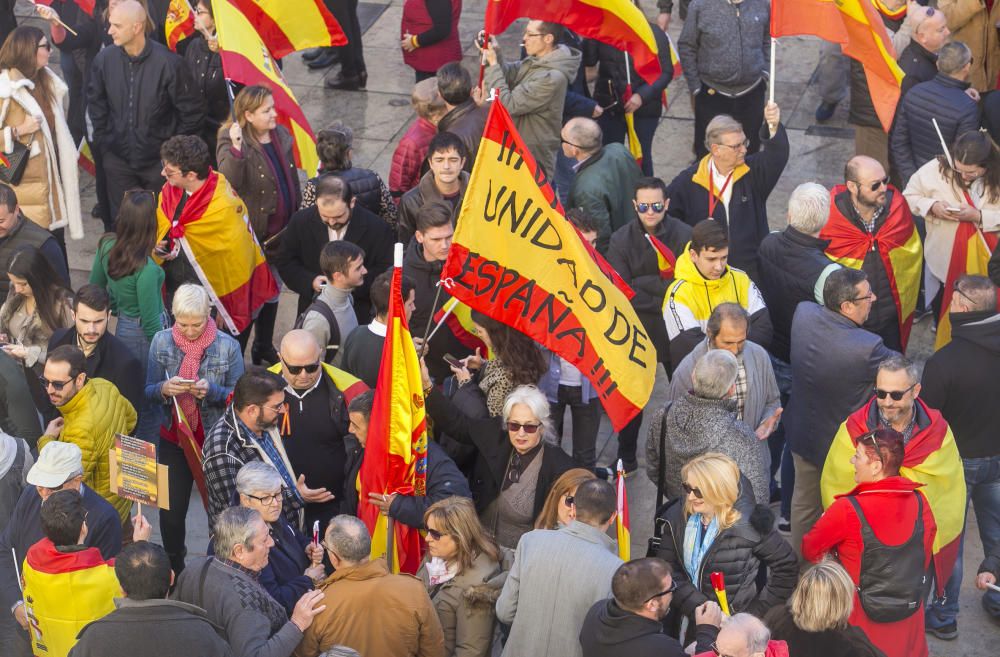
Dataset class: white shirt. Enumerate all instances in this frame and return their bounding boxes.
[709,159,735,215]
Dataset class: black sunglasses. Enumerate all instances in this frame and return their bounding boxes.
[855,175,889,192]
[644,579,677,602]
[563,494,575,507]
[506,422,540,434]
[39,376,74,392]
[635,201,665,214]
[873,383,916,401]
[426,528,448,541]
[281,357,321,375]
[682,482,703,499]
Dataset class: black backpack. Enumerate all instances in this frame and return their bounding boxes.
[847,492,929,623]
[292,299,341,364]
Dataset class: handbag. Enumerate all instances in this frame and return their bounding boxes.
[0,99,36,186]
[645,402,673,557]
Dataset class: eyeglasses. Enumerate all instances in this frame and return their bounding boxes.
[857,430,884,463]
[259,401,287,414]
[711,642,737,657]
[245,490,284,506]
[856,176,889,192]
[953,281,977,305]
[426,528,449,541]
[635,201,665,214]
[39,376,74,392]
[563,494,575,507]
[682,482,703,499]
[874,383,916,401]
[37,42,51,51]
[523,32,544,39]
[644,579,678,602]
[850,291,875,303]
[281,357,321,375]
[560,137,583,149]
[507,422,541,434]
[716,139,750,152]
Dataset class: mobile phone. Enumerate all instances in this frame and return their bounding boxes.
[175,377,196,385]
[945,206,962,213]
[443,353,463,368]
[601,100,619,111]
[475,31,486,49]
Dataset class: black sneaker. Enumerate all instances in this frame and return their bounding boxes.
[777,517,791,535]
[926,622,958,640]
[815,101,838,122]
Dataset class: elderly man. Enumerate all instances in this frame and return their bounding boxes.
[174,507,326,657]
[0,442,121,657]
[295,515,444,657]
[694,613,789,657]
[497,479,623,657]
[897,7,951,96]
[562,117,642,252]
[784,268,897,555]
[666,104,788,279]
[647,350,769,505]
[821,155,922,352]
[0,184,68,298]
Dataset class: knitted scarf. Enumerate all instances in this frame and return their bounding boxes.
[171,319,217,432]
[683,512,720,584]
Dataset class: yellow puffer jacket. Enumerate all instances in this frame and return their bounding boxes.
[39,378,137,523]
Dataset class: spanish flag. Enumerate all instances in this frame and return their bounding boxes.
[821,184,922,350]
[934,223,998,349]
[0,151,9,169]
[268,361,369,407]
[359,245,427,575]
[77,139,95,177]
[623,92,643,166]
[486,0,661,84]
[645,234,676,280]
[35,1,95,18]
[225,0,347,60]
[155,170,278,334]
[661,33,682,109]
[164,397,209,510]
[214,0,319,175]
[432,297,491,358]
[441,101,655,431]
[616,459,630,561]
[820,398,965,594]
[165,0,196,52]
[771,0,903,131]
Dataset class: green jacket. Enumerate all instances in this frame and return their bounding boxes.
[568,143,643,252]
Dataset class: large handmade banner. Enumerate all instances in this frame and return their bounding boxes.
[441,101,655,430]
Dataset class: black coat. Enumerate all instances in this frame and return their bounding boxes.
[437,99,489,172]
[579,598,717,657]
[585,21,674,120]
[88,38,205,168]
[762,606,887,657]
[307,166,384,218]
[341,434,363,517]
[653,482,797,619]
[182,34,228,159]
[983,90,1000,147]
[898,40,938,97]
[388,441,473,528]
[47,328,143,415]
[425,387,577,520]
[273,204,395,320]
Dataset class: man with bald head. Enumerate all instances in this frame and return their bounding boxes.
[820,155,922,351]
[88,0,204,226]
[270,330,368,530]
[562,117,642,252]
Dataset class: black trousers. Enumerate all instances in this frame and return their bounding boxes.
[550,385,602,470]
[102,151,165,230]
[325,0,366,76]
[598,113,660,176]
[158,439,196,575]
[693,81,766,159]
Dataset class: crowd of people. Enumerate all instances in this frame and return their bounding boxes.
[0,0,997,656]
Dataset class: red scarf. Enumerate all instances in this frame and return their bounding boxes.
[171,319,217,432]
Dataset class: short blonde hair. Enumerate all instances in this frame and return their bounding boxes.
[790,559,856,632]
[171,283,212,319]
[681,453,741,529]
[412,77,446,121]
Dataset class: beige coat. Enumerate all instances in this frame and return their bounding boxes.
[0,68,81,238]
[902,156,1000,284]
[938,0,1000,91]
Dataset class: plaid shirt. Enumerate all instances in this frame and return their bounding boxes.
[731,357,748,421]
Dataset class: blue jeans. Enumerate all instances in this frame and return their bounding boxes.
[926,454,1000,626]
[553,149,576,208]
[114,314,160,444]
[769,355,794,519]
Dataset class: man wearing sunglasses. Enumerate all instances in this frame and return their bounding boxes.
[822,155,921,353]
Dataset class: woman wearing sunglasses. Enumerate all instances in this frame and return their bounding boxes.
[145,283,244,575]
[422,365,577,549]
[653,453,797,640]
[418,496,508,657]
[803,428,937,657]
[534,468,596,530]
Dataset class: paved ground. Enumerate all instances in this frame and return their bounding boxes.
[16,0,996,650]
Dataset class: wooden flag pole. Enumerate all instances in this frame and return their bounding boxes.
[769,37,776,104]
[32,2,79,37]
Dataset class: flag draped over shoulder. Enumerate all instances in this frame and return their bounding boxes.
[441,101,655,430]
[433,297,491,357]
[486,0,661,84]
[820,398,965,593]
[616,460,630,561]
[359,256,427,575]
[225,0,347,59]
[214,0,319,175]
[155,170,277,334]
[771,0,903,131]
[934,224,998,349]
[165,0,196,52]
[646,233,676,279]
[821,184,922,350]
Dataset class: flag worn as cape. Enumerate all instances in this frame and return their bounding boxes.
[646,233,677,280]
[359,255,427,575]
[820,397,965,594]
[441,100,655,431]
[267,361,369,407]
[821,184,922,350]
[165,0,196,52]
[616,459,630,561]
[934,223,999,349]
[225,0,347,60]
[432,297,490,357]
[155,170,277,334]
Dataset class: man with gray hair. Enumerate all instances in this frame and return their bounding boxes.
[694,612,786,657]
[561,117,642,252]
[647,349,770,505]
[891,41,980,184]
[295,515,444,657]
[174,506,326,657]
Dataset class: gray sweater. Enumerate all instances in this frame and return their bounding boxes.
[302,284,358,357]
[678,0,771,95]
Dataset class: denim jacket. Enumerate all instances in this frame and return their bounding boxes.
[143,328,245,431]
[538,350,596,404]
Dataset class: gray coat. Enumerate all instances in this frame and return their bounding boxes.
[645,393,770,505]
[496,521,622,657]
[679,0,770,95]
[784,303,897,466]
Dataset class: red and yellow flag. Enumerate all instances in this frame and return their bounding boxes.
[616,459,630,561]
[359,248,427,575]
[226,0,347,60]
[441,101,655,431]
[820,398,965,594]
[163,398,209,510]
[77,139,95,177]
[486,0,661,84]
[821,184,922,350]
[155,170,278,334]
[35,0,95,18]
[0,151,9,169]
[645,233,677,280]
[165,0,196,52]
[433,297,491,358]
[214,0,319,175]
[934,224,999,349]
[771,0,903,131]
[624,84,643,166]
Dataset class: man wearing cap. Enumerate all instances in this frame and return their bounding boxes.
[0,442,122,657]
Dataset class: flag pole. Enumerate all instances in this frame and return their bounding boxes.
[769,37,776,104]
[418,283,444,359]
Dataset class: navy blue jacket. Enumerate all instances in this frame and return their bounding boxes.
[388,440,472,529]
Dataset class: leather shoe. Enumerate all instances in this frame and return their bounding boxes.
[301,47,325,62]
[307,49,340,70]
[325,72,363,91]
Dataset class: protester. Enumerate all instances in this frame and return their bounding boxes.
[803,429,937,657]
[397,132,468,244]
[400,0,462,82]
[579,558,722,657]
[0,183,69,299]
[693,613,790,657]
[0,424,32,531]
[68,541,235,657]
[341,390,371,516]
[174,506,327,657]
[534,468,597,530]
[538,350,603,471]
[938,0,1000,91]
[417,496,506,657]
[390,77,447,199]
[0,350,39,443]
[297,241,365,361]
[295,514,445,657]
[183,1,227,162]
[323,0,366,90]
[145,284,244,573]
[763,559,888,657]
[0,25,82,244]
[897,7,950,96]
[496,479,622,657]
[276,173,394,321]
[436,62,488,171]
[480,20,582,177]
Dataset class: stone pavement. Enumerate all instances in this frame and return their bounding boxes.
[20,0,995,649]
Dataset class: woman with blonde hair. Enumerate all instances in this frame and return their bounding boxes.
[653,452,797,627]
[418,496,507,657]
[534,467,596,530]
[764,559,885,657]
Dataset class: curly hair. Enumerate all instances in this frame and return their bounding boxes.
[470,310,547,386]
[160,135,211,179]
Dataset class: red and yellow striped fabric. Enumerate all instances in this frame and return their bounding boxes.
[616,460,630,561]
[433,297,490,358]
[268,361,369,407]
[226,0,347,60]
[934,224,999,349]
[76,139,95,177]
[165,0,196,52]
[645,233,677,280]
